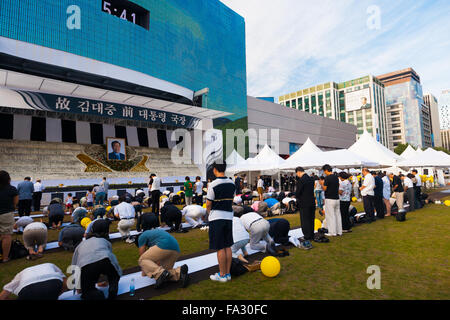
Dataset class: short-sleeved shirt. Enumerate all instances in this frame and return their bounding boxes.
[138,229,180,252]
[181,205,206,218]
[195,181,203,195]
[114,202,135,219]
[15,216,34,230]
[3,263,65,296]
[339,180,352,202]
[184,181,194,197]
[17,181,34,200]
[264,198,279,208]
[232,216,249,243]
[0,185,18,215]
[404,177,414,189]
[257,179,264,188]
[324,175,340,200]
[206,177,236,221]
[150,177,161,191]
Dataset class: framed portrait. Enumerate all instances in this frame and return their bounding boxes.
[106,137,127,161]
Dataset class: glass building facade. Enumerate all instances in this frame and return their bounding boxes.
[0,0,248,127]
[384,79,428,148]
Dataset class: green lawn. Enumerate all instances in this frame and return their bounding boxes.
[1,201,449,300]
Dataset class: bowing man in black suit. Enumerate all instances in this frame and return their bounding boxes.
[295,167,316,246]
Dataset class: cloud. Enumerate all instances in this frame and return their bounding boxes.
[220,0,450,99]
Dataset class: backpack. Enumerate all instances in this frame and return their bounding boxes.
[230,258,248,276]
[396,210,407,222]
[9,240,29,260]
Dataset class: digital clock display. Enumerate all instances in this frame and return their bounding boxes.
[102,0,150,30]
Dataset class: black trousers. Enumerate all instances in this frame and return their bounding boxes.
[299,205,315,241]
[162,212,182,231]
[151,190,160,214]
[32,192,42,212]
[18,199,32,217]
[80,258,120,300]
[340,201,351,230]
[18,279,62,300]
[374,196,385,219]
[414,186,422,209]
[362,195,375,221]
[194,194,203,206]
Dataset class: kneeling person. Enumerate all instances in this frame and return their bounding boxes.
[0,263,67,300]
[72,220,121,300]
[240,211,276,254]
[182,204,207,228]
[137,229,188,289]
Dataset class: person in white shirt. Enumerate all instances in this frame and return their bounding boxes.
[240,211,275,253]
[257,176,264,201]
[231,212,250,263]
[182,205,207,228]
[412,169,422,209]
[23,221,48,259]
[149,174,161,220]
[359,168,376,223]
[0,263,67,300]
[32,179,44,212]
[114,195,136,243]
[194,176,204,206]
[403,174,415,212]
[13,216,34,233]
[382,172,392,216]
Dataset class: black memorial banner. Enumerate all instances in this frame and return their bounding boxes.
[14,90,201,129]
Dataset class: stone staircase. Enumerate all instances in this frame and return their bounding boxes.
[0,139,201,181]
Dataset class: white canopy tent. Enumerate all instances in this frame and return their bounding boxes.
[396,148,450,168]
[281,149,379,169]
[400,145,418,159]
[226,144,286,173]
[281,138,323,169]
[348,131,403,167]
[225,150,246,168]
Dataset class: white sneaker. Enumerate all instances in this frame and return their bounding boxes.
[210,273,228,283]
[226,273,231,281]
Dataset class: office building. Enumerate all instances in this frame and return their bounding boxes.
[378,68,432,150]
[423,93,442,147]
[278,75,388,146]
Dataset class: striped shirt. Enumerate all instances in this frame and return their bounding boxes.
[206,177,236,221]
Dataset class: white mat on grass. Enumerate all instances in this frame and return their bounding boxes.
[44,222,202,251]
[59,227,304,300]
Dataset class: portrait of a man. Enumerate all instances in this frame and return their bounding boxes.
[361,96,371,109]
[107,138,126,161]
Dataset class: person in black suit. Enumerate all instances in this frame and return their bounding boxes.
[108,141,126,160]
[295,167,315,249]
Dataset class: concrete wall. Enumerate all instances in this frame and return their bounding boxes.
[247,96,357,155]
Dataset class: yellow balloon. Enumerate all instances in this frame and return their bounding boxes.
[260,256,281,278]
[444,200,450,207]
[314,219,322,231]
[352,197,357,202]
[80,217,92,229]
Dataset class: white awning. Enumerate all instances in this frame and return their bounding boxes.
[0,69,232,120]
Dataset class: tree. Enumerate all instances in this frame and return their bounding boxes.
[433,146,450,155]
[394,143,410,155]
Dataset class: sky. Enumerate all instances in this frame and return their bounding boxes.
[220,0,450,101]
